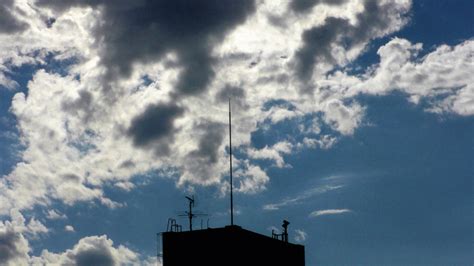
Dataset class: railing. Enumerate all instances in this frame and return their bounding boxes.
[272,230,288,242]
[166,218,182,232]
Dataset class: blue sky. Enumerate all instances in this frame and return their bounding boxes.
[0,0,473,265]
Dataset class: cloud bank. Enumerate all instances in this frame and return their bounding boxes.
[0,0,471,223]
[0,210,156,266]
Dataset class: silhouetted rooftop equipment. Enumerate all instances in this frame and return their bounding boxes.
[272,219,290,243]
[177,195,207,232]
[166,218,182,233]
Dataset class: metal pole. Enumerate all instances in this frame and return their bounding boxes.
[189,199,192,231]
[229,98,234,226]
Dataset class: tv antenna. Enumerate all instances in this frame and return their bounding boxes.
[229,98,234,226]
[178,195,207,231]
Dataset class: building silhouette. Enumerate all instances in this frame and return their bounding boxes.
[161,223,305,266]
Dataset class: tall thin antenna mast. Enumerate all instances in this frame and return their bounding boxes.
[229,98,234,226]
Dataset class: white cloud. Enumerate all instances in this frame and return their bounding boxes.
[7,209,48,238]
[294,229,307,243]
[0,70,18,90]
[31,235,141,265]
[309,209,351,217]
[0,212,31,265]
[45,210,66,220]
[234,160,270,194]
[24,218,48,239]
[348,38,474,116]
[0,209,48,265]
[64,225,75,232]
[299,135,338,150]
[114,181,135,192]
[263,184,343,211]
[0,210,155,265]
[322,99,365,135]
[265,107,304,124]
[247,141,293,168]
[428,83,474,116]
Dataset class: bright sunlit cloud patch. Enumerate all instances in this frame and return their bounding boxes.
[309,209,352,217]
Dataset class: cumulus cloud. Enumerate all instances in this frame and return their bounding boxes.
[349,38,474,116]
[0,210,155,265]
[293,0,411,85]
[0,225,29,265]
[0,209,48,265]
[0,0,264,212]
[0,0,471,218]
[45,210,67,220]
[37,0,256,97]
[7,209,48,239]
[298,135,338,150]
[248,141,293,168]
[309,208,351,217]
[294,229,307,243]
[322,99,364,135]
[234,160,270,194]
[64,225,75,232]
[32,235,142,265]
[0,71,19,90]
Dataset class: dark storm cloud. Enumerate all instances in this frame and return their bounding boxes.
[350,0,393,43]
[0,0,28,34]
[294,0,406,82]
[189,122,226,165]
[38,0,256,96]
[62,173,81,182]
[174,48,215,96]
[256,73,289,85]
[0,230,22,264]
[184,121,226,182]
[215,84,249,110]
[216,85,245,102]
[295,17,349,80]
[290,0,348,13]
[127,103,184,155]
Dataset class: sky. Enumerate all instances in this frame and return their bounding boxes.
[0,0,472,265]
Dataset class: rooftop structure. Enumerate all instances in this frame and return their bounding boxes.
[161,224,305,266]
